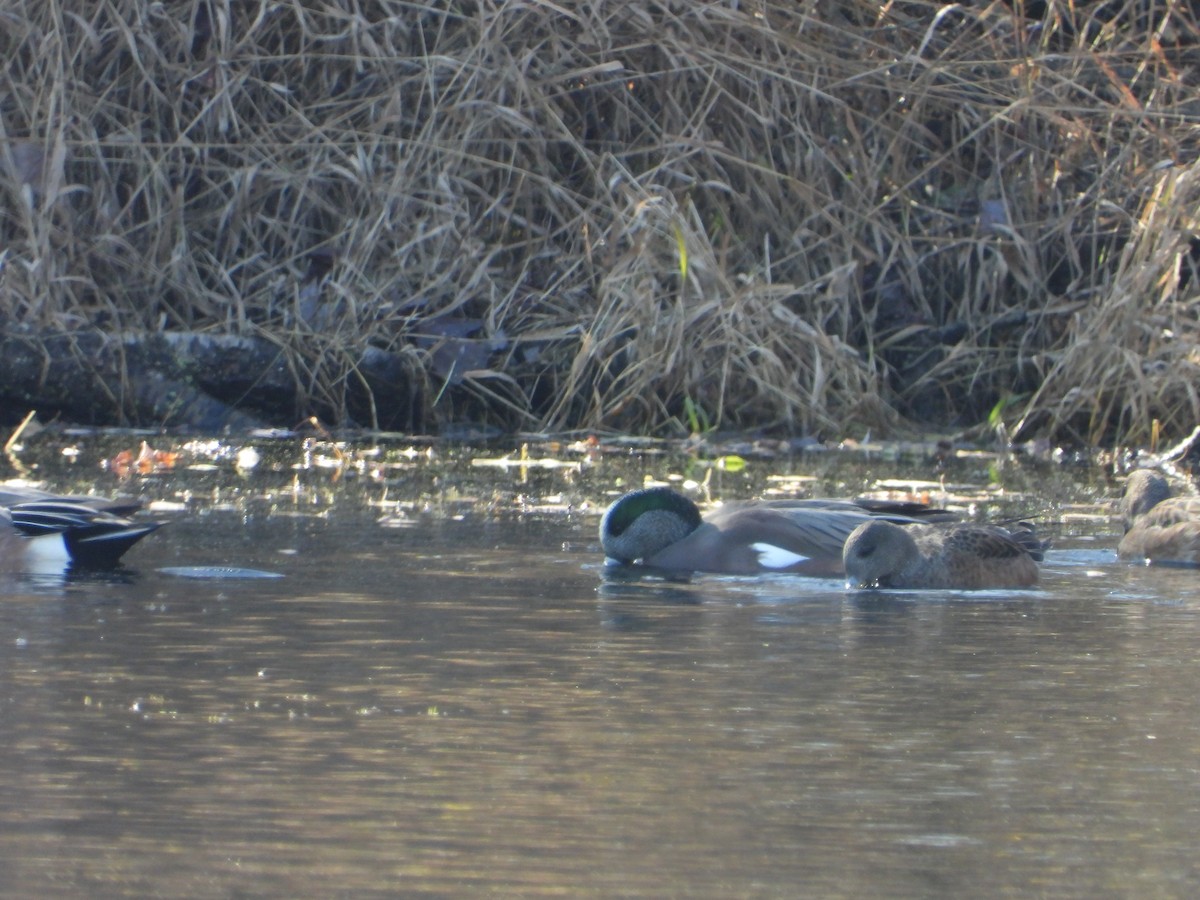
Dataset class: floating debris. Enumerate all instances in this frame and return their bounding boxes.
[159,566,284,580]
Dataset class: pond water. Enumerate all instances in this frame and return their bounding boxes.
[1,437,1199,897]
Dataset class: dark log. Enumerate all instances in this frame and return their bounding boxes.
[0,329,423,431]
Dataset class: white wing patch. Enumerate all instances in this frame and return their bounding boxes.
[751,542,810,569]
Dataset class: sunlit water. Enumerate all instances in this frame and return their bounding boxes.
[1,444,1199,897]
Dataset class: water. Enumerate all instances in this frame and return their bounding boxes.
[1,440,1199,897]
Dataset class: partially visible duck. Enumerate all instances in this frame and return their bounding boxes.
[842,519,1045,590]
[0,485,162,566]
[599,486,953,577]
[1117,470,1200,565]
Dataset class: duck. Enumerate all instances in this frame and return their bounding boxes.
[0,485,163,566]
[599,486,954,577]
[842,519,1045,590]
[1117,469,1200,565]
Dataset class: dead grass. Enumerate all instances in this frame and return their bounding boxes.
[1,0,1199,442]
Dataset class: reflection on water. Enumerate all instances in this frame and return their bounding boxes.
[2,451,1200,897]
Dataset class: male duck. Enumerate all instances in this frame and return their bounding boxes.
[842,519,1045,590]
[0,485,162,566]
[599,486,953,577]
[1117,470,1200,565]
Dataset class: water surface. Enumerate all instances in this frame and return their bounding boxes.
[1,442,1198,897]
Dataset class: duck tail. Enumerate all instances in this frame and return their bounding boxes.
[9,500,164,565]
[1009,521,1049,562]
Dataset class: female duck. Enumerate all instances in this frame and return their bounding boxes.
[842,519,1045,590]
[1118,470,1200,565]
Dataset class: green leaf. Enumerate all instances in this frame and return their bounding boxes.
[674,222,688,279]
[716,455,746,472]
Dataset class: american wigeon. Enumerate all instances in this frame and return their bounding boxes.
[599,486,953,577]
[1117,470,1200,565]
[0,485,162,566]
[842,519,1045,590]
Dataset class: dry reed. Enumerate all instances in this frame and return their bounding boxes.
[1,0,1198,442]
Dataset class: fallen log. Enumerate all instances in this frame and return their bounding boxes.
[0,329,424,431]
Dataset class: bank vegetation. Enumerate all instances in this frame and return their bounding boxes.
[2,1,1199,443]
